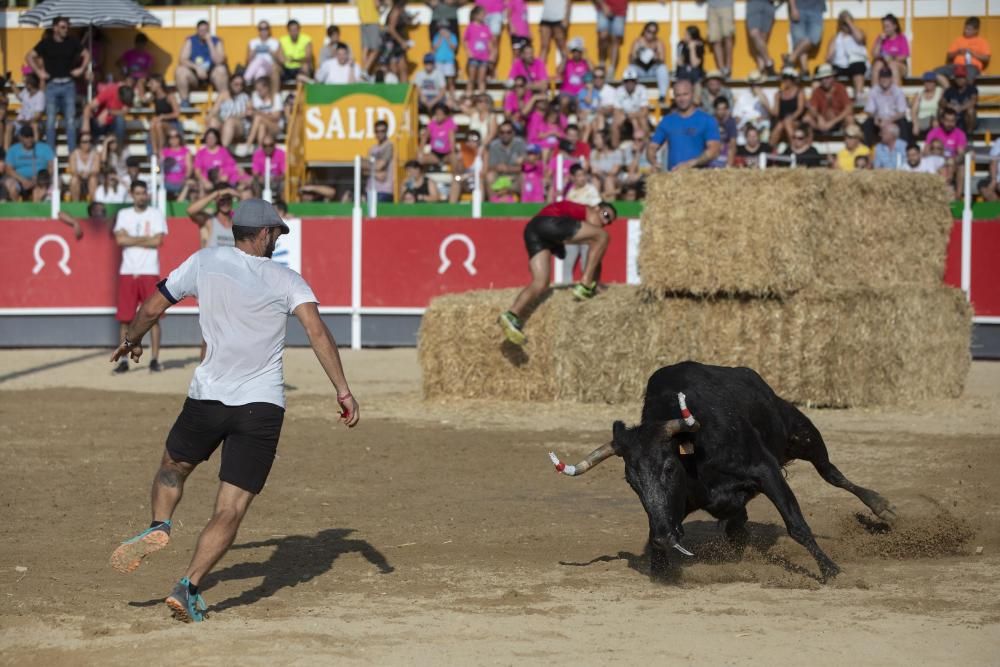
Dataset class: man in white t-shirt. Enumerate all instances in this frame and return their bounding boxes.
[899,143,945,175]
[611,67,650,147]
[109,199,360,624]
[113,180,168,374]
[314,42,361,84]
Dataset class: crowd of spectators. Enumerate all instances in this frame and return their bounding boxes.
[0,6,995,209]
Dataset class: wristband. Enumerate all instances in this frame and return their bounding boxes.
[123,334,133,348]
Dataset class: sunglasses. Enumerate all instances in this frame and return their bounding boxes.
[258,25,270,31]
[601,208,612,222]
[80,137,92,143]
[263,143,275,148]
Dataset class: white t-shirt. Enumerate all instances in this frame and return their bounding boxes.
[315,58,361,84]
[163,246,318,408]
[94,183,129,204]
[114,207,169,276]
[899,157,941,174]
[597,83,617,109]
[249,37,280,64]
[615,85,648,114]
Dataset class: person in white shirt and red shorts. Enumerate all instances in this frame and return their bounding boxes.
[113,179,168,373]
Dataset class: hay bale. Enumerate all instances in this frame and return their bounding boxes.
[420,285,971,407]
[639,170,953,297]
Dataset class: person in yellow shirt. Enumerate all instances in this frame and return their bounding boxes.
[835,125,870,171]
[357,0,384,75]
[280,20,315,82]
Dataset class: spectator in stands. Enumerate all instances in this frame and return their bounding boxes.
[364,119,395,202]
[429,0,460,44]
[176,20,229,111]
[57,201,111,239]
[486,120,525,192]
[595,0,627,76]
[559,39,593,113]
[786,0,825,75]
[431,21,459,97]
[547,138,579,199]
[746,0,777,76]
[426,102,458,170]
[710,97,738,168]
[806,63,852,134]
[979,141,1000,201]
[936,17,991,85]
[315,42,363,84]
[942,65,978,134]
[503,77,532,134]
[318,25,342,65]
[873,123,906,169]
[99,135,127,180]
[383,0,415,84]
[910,72,943,139]
[588,131,623,199]
[826,10,867,99]
[188,185,237,248]
[624,134,657,186]
[769,68,805,148]
[520,145,546,203]
[581,67,618,141]
[532,106,567,160]
[782,123,824,167]
[564,124,590,164]
[871,14,908,86]
[147,75,181,156]
[732,70,771,140]
[280,20,315,83]
[736,124,770,167]
[161,128,193,201]
[415,53,449,112]
[68,132,101,201]
[464,7,494,95]
[648,79,721,171]
[834,124,869,171]
[194,128,244,195]
[899,143,940,175]
[925,108,967,159]
[14,73,44,144]
[252,136,286,198]
[925,138,952,181]
[358,0,383,75]
[208,74,251,147]
[94,168,129,204]
[509,43,549,94]
[247,78,284,148]
[700,70,733,113]
[119,33,153,99]
[863,68,909,146]
[403,159,441,202]
[245,21,284,93]
[476,0,505,73]
[122,156,143,193]
[628,23,671,104]
[566,161,601,205]
[83,79,134,147]
[467,94,498,146]
[675,26,706,85]
[27,16,89,153]
[706,0,736,77]
[0,97,11,152]
[854,154,870,170]
[539,0,571,70]
[611,68,649,148]
[450,129,484,203]
[507,0,532,58]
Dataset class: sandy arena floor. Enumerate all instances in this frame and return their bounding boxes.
[0,347,999,665]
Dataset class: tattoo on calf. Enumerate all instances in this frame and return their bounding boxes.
[157,467,181,488]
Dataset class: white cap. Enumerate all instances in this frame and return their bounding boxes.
[622,66,640,81]
[568,37,584,51]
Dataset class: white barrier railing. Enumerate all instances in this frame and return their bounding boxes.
[352,155,363,350]
[471,156,483,219]
[263,155,273,203]
[367,155,377,219]
[49,158,59,219]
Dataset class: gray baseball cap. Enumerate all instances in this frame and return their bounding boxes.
[232,198,290,235]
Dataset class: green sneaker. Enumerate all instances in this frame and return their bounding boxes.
[498,311,527,345]
[165,577,207,623]
[572,282,597,301]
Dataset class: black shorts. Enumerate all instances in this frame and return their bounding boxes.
[835,62,866,78]
[523,215,581,259]
[540,19,565,29]
[166,398,285,494]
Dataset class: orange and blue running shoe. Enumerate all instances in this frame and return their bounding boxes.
[110,520,171,573]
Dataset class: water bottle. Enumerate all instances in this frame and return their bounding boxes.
[964,49,972,65]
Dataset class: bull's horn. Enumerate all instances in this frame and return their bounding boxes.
[549,442,616,476]
[665,392,701,437]
[669,536,695,557]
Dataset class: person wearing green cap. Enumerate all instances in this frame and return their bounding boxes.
[109,198,360,624]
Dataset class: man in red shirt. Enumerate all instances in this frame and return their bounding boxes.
[806,63,852,133]
[499,200,618,345]
[83,79,134,146]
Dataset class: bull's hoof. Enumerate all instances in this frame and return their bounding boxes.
[819,560,842,582]
[876,504,899,525]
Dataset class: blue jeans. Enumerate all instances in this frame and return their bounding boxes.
[45,79,77,152]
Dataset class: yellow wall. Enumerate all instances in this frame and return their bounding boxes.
[2,10,996,86]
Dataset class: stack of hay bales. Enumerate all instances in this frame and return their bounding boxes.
[419,171,972,407]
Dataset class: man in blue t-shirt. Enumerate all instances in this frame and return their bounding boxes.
[3,125,55,201]
[647,79,721,171]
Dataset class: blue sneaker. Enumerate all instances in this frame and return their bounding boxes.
[110,521,171,573]
[165,577,207,623]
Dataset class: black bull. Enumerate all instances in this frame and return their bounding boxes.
[550,361,897,581]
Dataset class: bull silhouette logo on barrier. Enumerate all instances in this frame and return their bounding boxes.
[32,234,72,276]
[438,234,477,276]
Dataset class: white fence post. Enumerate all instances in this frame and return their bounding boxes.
[263,155,273,202]
[960,151,973,300]
[555,153,564,201]
[367,156,377,218]
[471,156,483,219]
[352,155,364,350]
[758,152,767,170]
[149,154,158,209]
[50,158,60,219]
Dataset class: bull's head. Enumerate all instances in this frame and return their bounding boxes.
[549,393,700,558]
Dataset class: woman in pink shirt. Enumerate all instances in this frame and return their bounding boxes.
[508,44,549,93]
[193,128,245,194]
[506,0,532,57]
[426,103,458,170]
[558,39,592,113]
[520,146,546,203]
[161,129,193,201]
[465,7,494,95]
[475,0,506,71]
[528,105,565,162]
[503,76,535,133]
[871,14,909,86]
